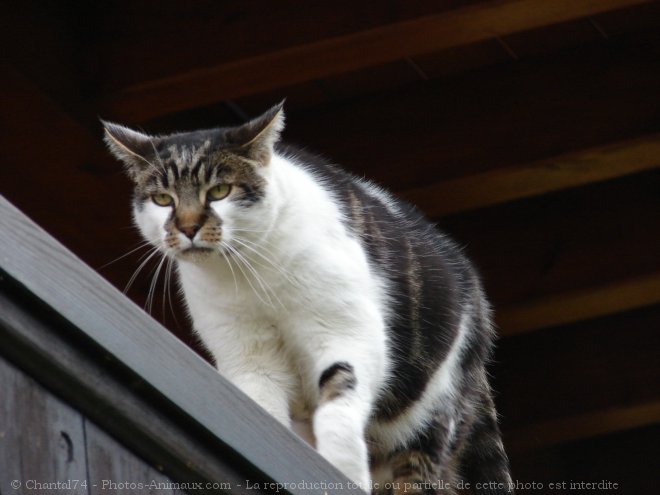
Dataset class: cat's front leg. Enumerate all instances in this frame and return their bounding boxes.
[299,317,386,490]
[228,366,292,426]
[205,324,294,427]
[313,359,373,489]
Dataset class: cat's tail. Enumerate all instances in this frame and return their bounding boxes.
[459,388,514,494]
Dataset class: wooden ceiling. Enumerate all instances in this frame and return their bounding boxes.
[2,0,659,489]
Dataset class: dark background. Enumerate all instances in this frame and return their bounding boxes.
[1,1,659,492]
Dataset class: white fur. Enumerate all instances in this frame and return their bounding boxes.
[136,153,389,487]
[134,201,171,246]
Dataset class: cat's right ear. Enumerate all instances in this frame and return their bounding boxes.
[224,101,285,165]
[101,120,159,180]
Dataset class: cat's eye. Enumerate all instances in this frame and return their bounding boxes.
[152,193,174,207]
[207,184,232,202]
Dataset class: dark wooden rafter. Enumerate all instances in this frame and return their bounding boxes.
[440,169,660,334]
[401,133,660,217]
[497,273,660,336]
[506,401,660,453]
[284,31,660,191]
[100,0,653,122]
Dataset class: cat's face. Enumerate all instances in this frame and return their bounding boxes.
[103,103,284,261]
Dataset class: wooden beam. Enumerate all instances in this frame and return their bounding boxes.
[440,168,660,306]
[493,304,660,423]
[101,0,651,122]
[284,33,660,192]
[505,400,660,453]
[497,273,660,336]
[495,305,660,451]
[401,133,660,217]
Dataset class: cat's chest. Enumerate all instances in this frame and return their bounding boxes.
[179,261,302,306]
[177,244,363,310]
[176,255,321,329]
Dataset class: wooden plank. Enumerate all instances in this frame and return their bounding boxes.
[0,356,89,494]
[505,401,660,453]
[85,421,177,495]
[0,195,359,495]
[401,133,660,217]
[101,0,651,121]
[497,272,660,336]
[0,287,256,494]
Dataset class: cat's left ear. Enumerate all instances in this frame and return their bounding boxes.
[226,101,285,165]
[101,120,160,180]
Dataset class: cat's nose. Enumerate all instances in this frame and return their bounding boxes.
[179,224,201,240]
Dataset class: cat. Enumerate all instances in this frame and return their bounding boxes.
[103,102,513,494]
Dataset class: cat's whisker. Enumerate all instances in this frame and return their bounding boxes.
[137,245,162,263]
[228,227,271,234]
[149,138,168,174]
[226,227,281,247]
[230,236,300,289]
[99,240,153,270]
[163,254,181,326]
[223,243,272,307]
[123,247,161,294]
[162,254,170,320]
[218,244,239,296]
[232,233,281,253]
[228,246,279,308]
[139,256,160,309]
[146,253,168,314]
[224,243,278,309]
[230,245,286,309]
[145,255,161,313]
[131,149,164,177]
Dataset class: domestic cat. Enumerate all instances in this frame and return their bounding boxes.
[103,102,513,494]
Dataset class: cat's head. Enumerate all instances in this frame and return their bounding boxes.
[103,102,284,261]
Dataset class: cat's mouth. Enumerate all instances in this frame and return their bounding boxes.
[177,246,215,260]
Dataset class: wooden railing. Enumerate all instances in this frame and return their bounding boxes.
[0,195,358,495]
